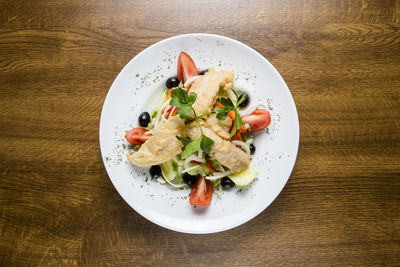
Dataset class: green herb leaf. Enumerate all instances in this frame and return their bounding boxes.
[231,88,239,99]
[200,134,214,155]
[181,136,202,159]
[218,97,234,108]
[176,106,192,119]
[169,98,184,108]
[236,93,246,107]
[170,88,188,107]
[176,136,192,147]
[184,118,195,125]
[230,110,242,137]
[215,98,236,121]
[187,92,197,106]
[215,107,229,120]
[187,163,210,176]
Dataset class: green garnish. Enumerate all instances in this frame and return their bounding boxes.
[170,88,246,158]
[171,88,215,159]
[170,88,197,119]
[215,94,246,137]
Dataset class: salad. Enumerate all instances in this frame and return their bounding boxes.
[125,52,271,206]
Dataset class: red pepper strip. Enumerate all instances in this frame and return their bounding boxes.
[231,130,242,141]
[206,160,216,175]
[161,105,173,114]
[167,89,174,99]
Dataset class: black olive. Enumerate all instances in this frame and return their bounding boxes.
[149,165,161,180]
[166,77,180,89]
[249,143,256,155]
[183,173,197,187]
[138,112,150,127]
[199,69,208,75]
[221,177,235,190]
[238,93,250,108]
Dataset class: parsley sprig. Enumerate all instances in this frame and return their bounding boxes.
[170,88,214,159]
[170,88,246,159]
[214,95,246,137]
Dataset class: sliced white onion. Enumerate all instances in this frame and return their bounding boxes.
[146,117,156,134]
[234,79,261,117]
[232,140,251,155]
[184,75,201,88]
[233,79,252,92]
[155,98,171,129]
[245,138,254,145]
[184,155,205,169]
[257,104,268,110]
[153,118,159,132]
[162,176,186,188]
[170,106,177,117]
[239,103,269,117]
[182,165,200,174]
[172,156,180,164]
[161,105,171,122]
[227,88,238,105]
[197,149,203,159]
[239,102,258,117]
[157,177,166,184]
[206,171,231,180]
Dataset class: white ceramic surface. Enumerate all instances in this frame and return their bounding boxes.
[99,33,299,234]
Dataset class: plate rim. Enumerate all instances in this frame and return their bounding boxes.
[99,33,300,234]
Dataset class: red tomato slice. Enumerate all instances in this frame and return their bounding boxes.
[190,176,213,206]
[177,52,199,82]
[241,109,271,132]
[124,127,151,145]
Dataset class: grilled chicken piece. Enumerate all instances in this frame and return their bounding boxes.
[190,70,234,115]
[186,120,249,173]
[127,116,185,167]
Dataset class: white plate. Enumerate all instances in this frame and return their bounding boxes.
[99,33,299,234]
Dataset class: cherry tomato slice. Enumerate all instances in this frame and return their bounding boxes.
[241,109,271,132]
[190,176,213,206]
[177,52,199,83]
[124,127,151,145]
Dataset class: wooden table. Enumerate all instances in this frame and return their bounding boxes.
[1,0,399,265]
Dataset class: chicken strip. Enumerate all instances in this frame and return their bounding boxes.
[205,114,232,140]
[127,116,185,167]
[186,121,249,173]
[190,70,234,115]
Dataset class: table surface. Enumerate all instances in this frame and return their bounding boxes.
[1,0,399,266]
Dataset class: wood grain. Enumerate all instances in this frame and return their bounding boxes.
[1,0,399,266]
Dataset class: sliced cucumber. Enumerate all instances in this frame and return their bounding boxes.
[160,160,177,182]
[228,167,258,187]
